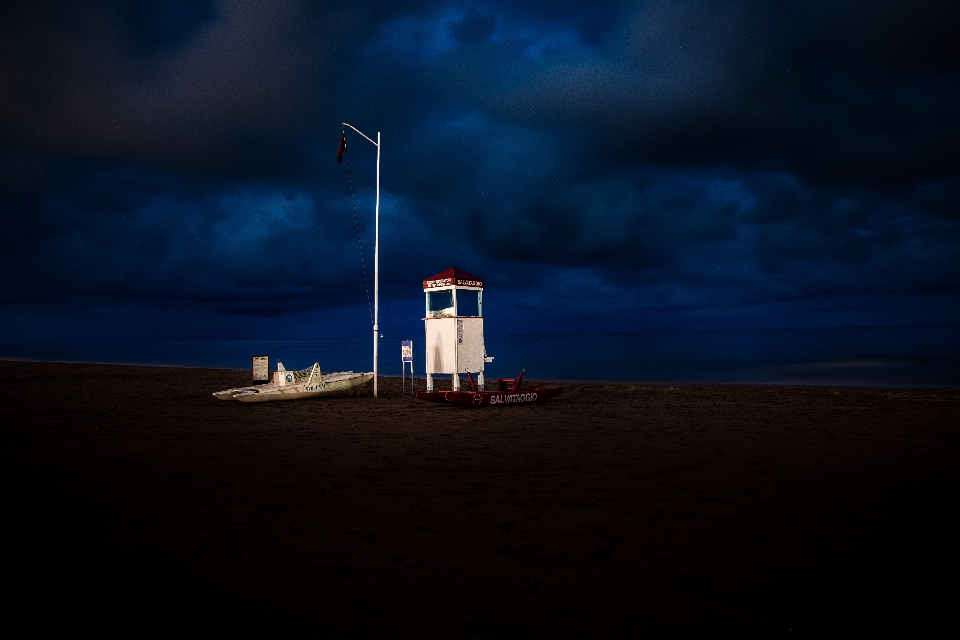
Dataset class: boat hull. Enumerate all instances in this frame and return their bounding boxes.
[235,373,373,402]
[215,371,373,402]
[414,391,450,403]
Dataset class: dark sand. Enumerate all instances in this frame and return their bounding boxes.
[2,361,958,637]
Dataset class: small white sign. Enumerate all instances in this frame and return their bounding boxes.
[252,355,269,382]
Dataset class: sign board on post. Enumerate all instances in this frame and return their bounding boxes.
[401,340,414,394]
[252,355,270,384]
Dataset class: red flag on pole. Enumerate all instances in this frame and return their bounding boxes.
[337,132,347,163]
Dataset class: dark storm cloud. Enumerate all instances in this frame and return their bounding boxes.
[449,8,497,44]
[121,1,219,53]
[1,0,958,335]
[0,163,377,311]
[362,2,959,299]
[437,0,960,186]
[0,0,421,175]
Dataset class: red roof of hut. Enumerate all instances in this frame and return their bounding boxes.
[422,267,484,290]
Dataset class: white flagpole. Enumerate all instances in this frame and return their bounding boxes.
[374,131,380,398]
[341,123,381,398]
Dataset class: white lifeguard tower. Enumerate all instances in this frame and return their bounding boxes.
[423,267,492,391]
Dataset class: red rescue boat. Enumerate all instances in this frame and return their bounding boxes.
[416,370,563,407]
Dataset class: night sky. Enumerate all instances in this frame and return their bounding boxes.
[2,1,959,345]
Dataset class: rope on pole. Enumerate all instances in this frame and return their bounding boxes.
[343,125,374,330]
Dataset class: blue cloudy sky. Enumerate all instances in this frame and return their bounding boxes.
[1,0,958,343]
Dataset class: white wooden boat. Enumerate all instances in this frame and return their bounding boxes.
[214,362,373,402]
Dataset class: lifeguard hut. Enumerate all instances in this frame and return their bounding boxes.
[423,267,492,391]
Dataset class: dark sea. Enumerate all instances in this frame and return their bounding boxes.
[2,325,958,387]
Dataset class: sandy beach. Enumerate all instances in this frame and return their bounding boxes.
[2,360,958,637]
